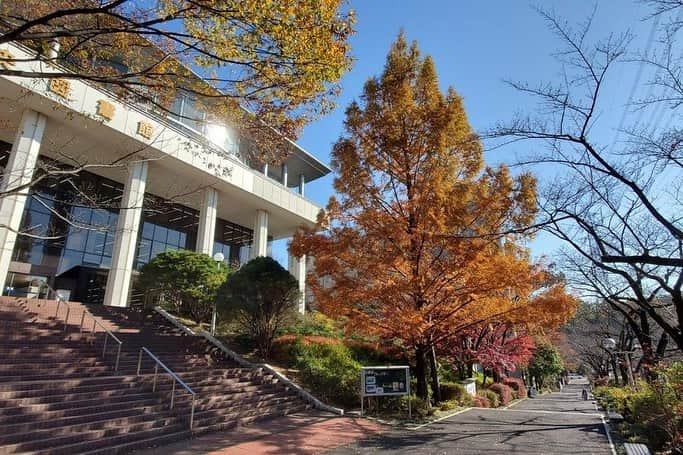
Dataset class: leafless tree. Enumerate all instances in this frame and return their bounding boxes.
[489,5,683,351]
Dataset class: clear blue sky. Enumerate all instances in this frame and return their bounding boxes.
[273,0,660,266]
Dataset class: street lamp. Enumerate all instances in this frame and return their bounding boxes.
[211,252,225,336]
[602,336,636,390]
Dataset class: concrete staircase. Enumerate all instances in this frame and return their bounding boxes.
[0,297,310,454]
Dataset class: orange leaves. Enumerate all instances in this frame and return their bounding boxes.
[292,34,575,356]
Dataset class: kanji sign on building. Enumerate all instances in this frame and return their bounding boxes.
[137,121,154,139]
[48,79,71,99]
[96,100,116,121]
[0,49,15,70]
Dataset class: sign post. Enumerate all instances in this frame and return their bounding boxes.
[360,366,411,419]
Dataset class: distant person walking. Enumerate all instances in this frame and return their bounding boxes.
[582,388,588,401]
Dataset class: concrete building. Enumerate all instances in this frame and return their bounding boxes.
[0,41,328,312]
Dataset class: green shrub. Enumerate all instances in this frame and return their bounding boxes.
[400,395,435,418]
[293,338,361,407]
[285,311,343,338]
[138,249,229,323]
[440,382,467,402]
[217,257,298,359]
[439,400,459,412]
[593,385,631,415]
[489,383,513,406]
[459,392,474,407]
[481,389,500,408]
[593,363,683,452]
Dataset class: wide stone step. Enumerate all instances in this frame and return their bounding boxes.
[1,417,187,454]
[0,375,134,393]
[0,404,178,443]
[0,365,114,382]
[0,392,163,417]
[194,400,310,431]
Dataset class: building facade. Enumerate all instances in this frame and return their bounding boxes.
[0,42,327,312]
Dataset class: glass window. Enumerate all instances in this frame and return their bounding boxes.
[167,229,180,247]
[83,253,102,265]
[169,96,183,121]
[182,99,205,131]
[142,222,154,240]
[153,225,168,243]
[150,241,166,259]
[65,228,87,251]
[58,249,83,274]
[135,238,151,268]
[85,231,105,255]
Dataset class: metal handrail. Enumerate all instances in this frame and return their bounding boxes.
[21,286,123,371]
[137,347,196,430]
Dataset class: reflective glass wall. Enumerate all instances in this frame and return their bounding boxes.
[0,140,254,304]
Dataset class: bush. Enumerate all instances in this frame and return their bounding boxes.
[473,393,490,408]
[284,311,343,338]
[489,383,514,406]
[439,400,459,412]
[593,385,632,416]
[459,392,474,407]
[138,249,229,323]
[502,378,527,399]
[592,362,683,452]
[399,395,435,418]
[481,389,500,408]
[270,334,340,364]
[292,338,361,407]
[217,257,298,359]
[440,382,467,402]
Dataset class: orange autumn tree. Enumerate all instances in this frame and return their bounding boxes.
[438,261,579,383]
[291,34,541,401]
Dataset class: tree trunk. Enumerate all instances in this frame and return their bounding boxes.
[415,346,429,400]
[611,357,620,386]
[655,333,668,360]
[619,358,629,386]
[428,344,441,404]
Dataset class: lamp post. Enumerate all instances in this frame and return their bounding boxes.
[602,337,636,390]
[211,252,225,336]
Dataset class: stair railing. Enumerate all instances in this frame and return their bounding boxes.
[22,286,123,371]
[137,347,197,430]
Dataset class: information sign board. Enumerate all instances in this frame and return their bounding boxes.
[361,366,410,397]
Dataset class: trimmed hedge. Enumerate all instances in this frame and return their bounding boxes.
[489,383,514,406]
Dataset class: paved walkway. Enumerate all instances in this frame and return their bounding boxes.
[331,379,613,454]
[136,412,384,455]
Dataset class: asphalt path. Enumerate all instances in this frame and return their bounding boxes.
[330,380,613,455]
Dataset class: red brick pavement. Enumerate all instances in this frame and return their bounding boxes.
[137,412,384,455]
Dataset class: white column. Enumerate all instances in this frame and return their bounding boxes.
[103,161,148,307]
[299,173,305,197]
[196,187,217,255]
[288,253,306,314]
[251,209,268,258]
[0,110,46,288]
[282,163,288,187]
